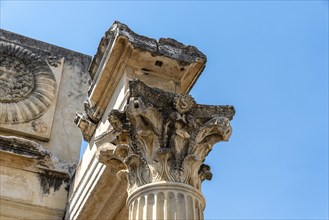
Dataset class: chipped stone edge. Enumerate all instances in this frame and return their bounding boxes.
[88,21,207,80]
[0,28,92,70]
[0,135,76,177]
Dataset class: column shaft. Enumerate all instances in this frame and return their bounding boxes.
[127,182,205,220]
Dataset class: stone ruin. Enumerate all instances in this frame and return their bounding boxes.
[0,21,235,220]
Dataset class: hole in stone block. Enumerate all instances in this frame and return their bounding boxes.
[155,60,163,67]
[134,100,139,108]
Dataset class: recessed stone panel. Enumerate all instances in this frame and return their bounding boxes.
[0,41,64,141]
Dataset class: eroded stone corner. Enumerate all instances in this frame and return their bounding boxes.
[0,135,74,195]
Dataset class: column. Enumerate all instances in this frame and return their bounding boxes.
[97,79,235,220]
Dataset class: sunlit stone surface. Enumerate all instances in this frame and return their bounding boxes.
[0,21,234,220]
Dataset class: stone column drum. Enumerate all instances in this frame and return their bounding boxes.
[128,182,205,220]
[97,80,235,220]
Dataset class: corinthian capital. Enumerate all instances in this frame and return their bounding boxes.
[97,79,235,192]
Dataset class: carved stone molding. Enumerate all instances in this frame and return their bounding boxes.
[84,21,207,126]
[0,135,75,176]
[0,42,57,124]
[74,112,97,141]
[47,55,62,67]
[97,79,235,193]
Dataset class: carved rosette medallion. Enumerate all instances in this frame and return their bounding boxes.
[97,80,235,194]
[0,42,57,124]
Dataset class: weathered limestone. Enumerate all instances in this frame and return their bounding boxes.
[0,20,235,220]
[97,80,234,219]
[68,21,235,220]
[0,29,91,162]
[0,136,70,220]
[75,21,206,142]
[127,182,205,219]
[0,30,91,219]
[67,22,210,220]
[0,42,62,141]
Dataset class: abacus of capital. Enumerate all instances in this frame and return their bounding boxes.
[0,21,235,220]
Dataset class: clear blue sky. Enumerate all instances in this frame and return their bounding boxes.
[1,1,328,219]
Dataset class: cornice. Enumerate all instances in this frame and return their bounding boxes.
[77,22,208,141]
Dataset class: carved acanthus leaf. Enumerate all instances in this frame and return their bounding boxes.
[97,79,235,191]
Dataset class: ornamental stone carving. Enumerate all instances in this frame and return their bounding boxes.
[97,79,235,193]
[74,112,97,141]
[0,42,57,124]
[32,119,48,133]
[47,55,62,67]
